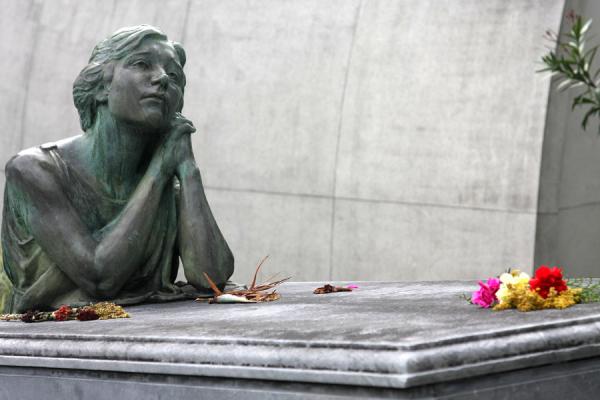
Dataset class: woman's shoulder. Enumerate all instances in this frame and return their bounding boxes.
[4,135,81,187]
[5,147,53,179]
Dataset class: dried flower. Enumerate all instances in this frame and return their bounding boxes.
[53,305,73,321]
[313,284,353,294]
[90,302,129,319]
[20,310,36,323]
[201,255,289,304]
[76,307,99,321]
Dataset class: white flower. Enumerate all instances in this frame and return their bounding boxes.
[497,270,530,303]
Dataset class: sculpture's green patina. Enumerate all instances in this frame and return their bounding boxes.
[0,25,234,313]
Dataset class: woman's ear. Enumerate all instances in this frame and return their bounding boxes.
[95,63,114,103]
[95,85,109,103]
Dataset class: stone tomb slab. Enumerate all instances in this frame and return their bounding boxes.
[0,281,599,399]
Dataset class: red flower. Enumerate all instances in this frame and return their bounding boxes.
[529,266,568,299]
[76,307,99,321]
[53,305,73,321]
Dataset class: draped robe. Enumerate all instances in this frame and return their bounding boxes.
[0,143,199,313]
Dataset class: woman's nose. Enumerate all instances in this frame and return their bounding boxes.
[151,71,169,88]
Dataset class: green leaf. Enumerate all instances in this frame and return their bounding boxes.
[561,62,575,77]
[557,78,573,91]
[581,107,600,130]
[572,82,586,89]
[586,46,598,66]
[582,19,593,35]
[562,80,586,92]
[575,16,584,34]
[572,95,584,110]
[572,94,596,110]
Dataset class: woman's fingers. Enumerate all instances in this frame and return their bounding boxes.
[170,113,196,136]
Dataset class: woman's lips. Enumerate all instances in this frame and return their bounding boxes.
[142,93,166,101]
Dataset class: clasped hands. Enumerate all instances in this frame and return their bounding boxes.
[151,112,197,178]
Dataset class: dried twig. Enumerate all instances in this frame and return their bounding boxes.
[250,255,269,289]
[202,272,223,296]
[199,256,290,304]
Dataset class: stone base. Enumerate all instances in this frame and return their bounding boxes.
[1,357,600,400]
[0,282,599,399]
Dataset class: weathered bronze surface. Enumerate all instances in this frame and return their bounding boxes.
[0,25,234,313]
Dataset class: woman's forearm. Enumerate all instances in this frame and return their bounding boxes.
[176,160,234,289]
[91,163,171,296]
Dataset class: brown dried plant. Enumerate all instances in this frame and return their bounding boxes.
[200,256,290,303]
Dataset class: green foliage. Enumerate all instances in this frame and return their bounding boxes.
[566,278,600,303]
[459,292,472,304]
[539,14,600,132]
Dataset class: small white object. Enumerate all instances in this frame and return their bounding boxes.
[214,294,257,303]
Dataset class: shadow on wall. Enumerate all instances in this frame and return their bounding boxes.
[0,0,566,281]
[535,0,600,278]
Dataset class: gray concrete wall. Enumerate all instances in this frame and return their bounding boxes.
[535,0,600,277]
[0,0,564,282]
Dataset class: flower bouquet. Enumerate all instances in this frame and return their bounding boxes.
[470,266,595,312]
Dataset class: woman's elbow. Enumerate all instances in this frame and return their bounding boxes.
[85,277,120,299]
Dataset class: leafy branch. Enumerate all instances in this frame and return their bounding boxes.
[566,277,600,303]
[539,14,600,131]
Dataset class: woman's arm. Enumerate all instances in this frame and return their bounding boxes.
[6,122,194,299]
[175,134,234,290]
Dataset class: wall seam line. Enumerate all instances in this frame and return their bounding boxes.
[179,0,193,45]
[328,0,364,280]
[204,185,536,215]
[534,0,570,266]
[17,2,43,152]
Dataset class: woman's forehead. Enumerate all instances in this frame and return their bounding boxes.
[129,38,182,66]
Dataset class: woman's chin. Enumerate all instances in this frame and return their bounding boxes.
[140,116,170,133]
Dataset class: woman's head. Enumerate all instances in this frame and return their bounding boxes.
[73,25,187,131]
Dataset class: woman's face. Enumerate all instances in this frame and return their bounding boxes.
[107,38,185,132]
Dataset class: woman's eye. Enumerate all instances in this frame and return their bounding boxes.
[132,60,149,68]
[168,72,179,80]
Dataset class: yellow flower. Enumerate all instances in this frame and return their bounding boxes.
[496,270,530,305]
[493,283,581,312]
[90,302,129,319]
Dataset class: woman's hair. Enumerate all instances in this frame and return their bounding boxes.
[72,25,187,131]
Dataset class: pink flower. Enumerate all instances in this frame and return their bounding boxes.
[471,278,501,308]
[346,284,359,289]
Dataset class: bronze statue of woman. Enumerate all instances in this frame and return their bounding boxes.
[0,25,234,313]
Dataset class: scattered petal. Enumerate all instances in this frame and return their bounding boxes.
[314,284,353,294]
